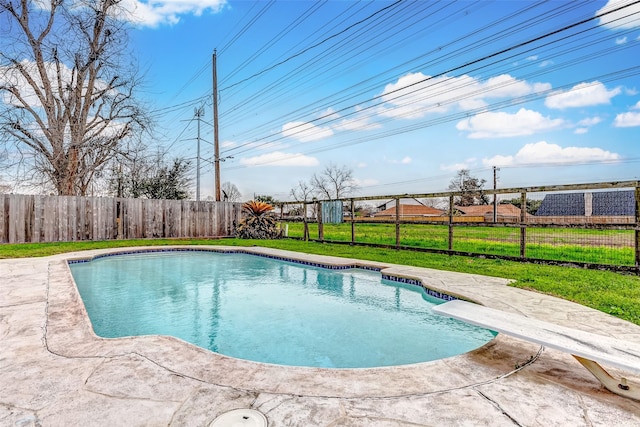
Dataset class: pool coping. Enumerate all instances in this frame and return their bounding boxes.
[45,245,640,399]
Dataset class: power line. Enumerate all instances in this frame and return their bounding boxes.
[222,64,640,169]
[218,1,629,148]
[220,2,640,158]
[220,0,329,85]
[219,0,405,92]
[218,0,277,56]
[217,0,577,134]
[149,1,639,180]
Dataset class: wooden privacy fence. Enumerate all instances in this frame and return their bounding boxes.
[0,194,242,244]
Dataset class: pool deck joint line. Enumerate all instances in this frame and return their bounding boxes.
[2,245,640,426]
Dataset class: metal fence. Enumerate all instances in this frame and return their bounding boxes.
[277,181,640,272]
[0,194,242,244]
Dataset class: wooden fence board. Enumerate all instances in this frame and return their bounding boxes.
[8,195,25,243]
[43,196,56,242]
[0,195,7,243]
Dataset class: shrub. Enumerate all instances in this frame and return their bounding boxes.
[236,201,282,239]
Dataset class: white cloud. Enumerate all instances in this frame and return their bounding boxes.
[295,106,381,134]
[282,121,333,142]
[616,36,628,44]
[545,81,620,109]
[378,72,550,120]
[390,156,412,164]
[120,0,227,27]
[597,0,640,30]
[335,115,382,131]
[440,158,477,172]
[614,111,640,127]
[352,178,378,187]
[577,117,603,126]
[482,141,620,167]
[456,108,564,139]
[357,162,367,168]
[483,74,551,98]
[574,116,602,133]
[239,151,319,167]
[277,108,377,144]
[539,60,554,68]
[526,55,538,61]
[319,107,340,121]
[613,101,640,127]
[221,140,236,149]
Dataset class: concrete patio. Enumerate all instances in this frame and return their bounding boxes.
[1,246,640,426]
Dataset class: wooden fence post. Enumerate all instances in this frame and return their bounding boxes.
[303,202,309,241]
[317,200,324,241]
[520,191,527,259]
[350,199,355,245]
[448,195,454,252]
[635,184,640,272]
[395,197,401,249]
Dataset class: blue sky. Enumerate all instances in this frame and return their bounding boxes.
[125,0,640,200]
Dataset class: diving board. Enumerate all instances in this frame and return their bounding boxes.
[432,300,640,400]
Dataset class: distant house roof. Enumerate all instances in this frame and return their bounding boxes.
[536,191,635,216]
[455,204,522,217]
[374,204,444,217]
[592,190,635,216]
[536,193,585,216]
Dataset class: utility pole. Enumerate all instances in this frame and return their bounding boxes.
[493,166,499,222]
[212,49,221,201]
[194,106,204,201]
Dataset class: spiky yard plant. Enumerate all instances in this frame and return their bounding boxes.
[236,201,282,239]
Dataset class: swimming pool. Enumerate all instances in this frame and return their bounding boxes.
[69,249,496,368]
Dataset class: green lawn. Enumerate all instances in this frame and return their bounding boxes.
[284,222,635,266]
[2,237,639,325]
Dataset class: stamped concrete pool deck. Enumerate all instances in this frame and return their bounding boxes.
[1,245,640,426]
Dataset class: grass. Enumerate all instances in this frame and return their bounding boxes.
[284,222,635,266]
[2,237,639,326]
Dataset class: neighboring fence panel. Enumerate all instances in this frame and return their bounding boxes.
[321,200,344,224]
[0,194,241,244]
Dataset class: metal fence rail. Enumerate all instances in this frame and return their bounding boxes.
[0,194,242,244]
[277,181,640,272]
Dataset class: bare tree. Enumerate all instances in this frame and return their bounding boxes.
[0,180,11,193]
[448,169,489,206]
[289,180,314,203]
[310,163,357,199]
[419,197,448,210]
[354,201,376,217]
[221,181,242,202]
[0,0,149,195]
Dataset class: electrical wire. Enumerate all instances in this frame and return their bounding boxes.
[147,0,640,185]
[219,2,640,157]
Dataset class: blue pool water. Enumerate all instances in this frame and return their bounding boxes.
[69,251,496,368]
